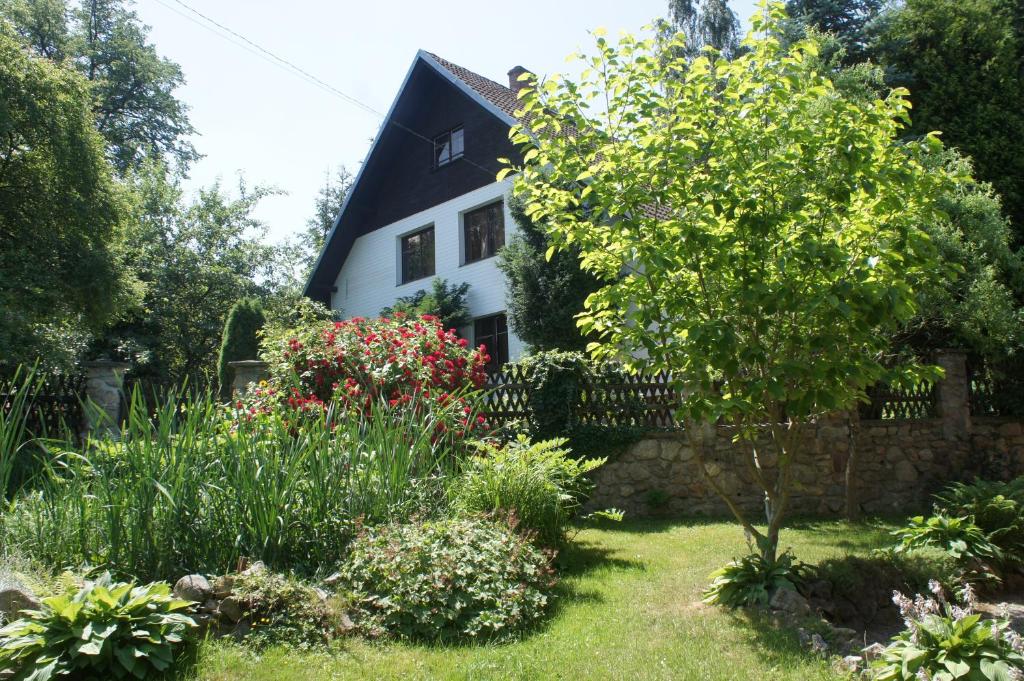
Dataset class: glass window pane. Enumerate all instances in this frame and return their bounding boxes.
[451,127,464,158]
[434,133,450,167]
[464,201,504,263]
[401,227,434,283]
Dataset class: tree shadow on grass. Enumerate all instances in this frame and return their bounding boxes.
[722,608,828,672]
[556,533,648,578]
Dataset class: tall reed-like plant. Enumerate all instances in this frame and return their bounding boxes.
[3,385,471,580]
[0,367,42,500]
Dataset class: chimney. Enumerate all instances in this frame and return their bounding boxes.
[507,65,531,94]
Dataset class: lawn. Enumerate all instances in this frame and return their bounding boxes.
[190,518,895,681]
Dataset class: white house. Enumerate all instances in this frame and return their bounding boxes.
[304,52,533,372]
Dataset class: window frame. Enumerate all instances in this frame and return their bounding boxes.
[399,224,436,285]
[461,199,505,265]
[432,125,464,169]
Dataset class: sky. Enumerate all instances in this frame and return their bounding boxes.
[132,0,760,245]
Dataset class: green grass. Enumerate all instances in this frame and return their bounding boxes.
[189,517,896,681]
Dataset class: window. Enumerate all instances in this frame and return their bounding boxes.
[474,313,509,375]
[463,201,505,263]
[433,126,464,168]
[400,226,435,284]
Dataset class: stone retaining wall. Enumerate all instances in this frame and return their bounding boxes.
[586,352,1024,518]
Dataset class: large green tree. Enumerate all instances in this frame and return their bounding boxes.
[96,161,278,386]
[1,0,196,172]
[664,0,742,59]
[497,196,600,352]
[0,24,134,372]
[504,4,953,560]
[872,0,1024,246]
[783,0,882,65]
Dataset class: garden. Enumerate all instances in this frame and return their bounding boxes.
[2,2,1024,680]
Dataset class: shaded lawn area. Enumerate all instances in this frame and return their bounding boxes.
[189,518,896,681]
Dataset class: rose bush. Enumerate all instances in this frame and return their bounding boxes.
[259,314,491,437]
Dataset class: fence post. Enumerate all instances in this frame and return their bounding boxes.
[935,349,970,439]
[228,360,269,397]
[83,360,130,437]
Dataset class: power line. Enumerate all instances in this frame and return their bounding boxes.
[149,0,501,180]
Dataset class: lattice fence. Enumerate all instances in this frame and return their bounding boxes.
[0,372,85,438]
[967,360,1000,416]
[485,366,680,428]
[858,380,938,420]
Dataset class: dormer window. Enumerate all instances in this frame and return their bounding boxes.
[433,126,464,168]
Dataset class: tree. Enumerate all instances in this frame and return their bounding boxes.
[380,278,471,333]
[216,298,265,397]
[504,4,953,561]
[497,195,600,351]
[784,0,882,65]
[871,0,1024,246]
[0,0,196,172]
[95,161,278,386]
[663,0,742,60]
[271,167,353,304]
[0,24,134,372]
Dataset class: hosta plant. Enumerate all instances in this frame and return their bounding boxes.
[337,517,556,640]
[933,478,1024,565]
[873,581,1024,681]
[0,572,196,680]
[703,550,806,608]
[893,514,1003,564]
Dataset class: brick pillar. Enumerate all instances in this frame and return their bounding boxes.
[935,349,970,440]
[228,360,269,397]
[83,360,130,437]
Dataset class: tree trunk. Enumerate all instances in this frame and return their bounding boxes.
[845,411,861,521]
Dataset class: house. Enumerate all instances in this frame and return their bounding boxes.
[304,51,533,372]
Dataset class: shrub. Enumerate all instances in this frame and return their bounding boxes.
[506,350,645,459]
[379,278,471,333]
[232,570,342,649]
[450,436,606,546]
[260,314,489,439]
[873,581,1024,681]
[338,518,556,640]
[216,298,266,398]
[893,514,1002,565]
[0,572,195,680]
[933,478,1024,564]
[703,551,805,608]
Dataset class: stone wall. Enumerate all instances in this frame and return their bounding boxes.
[586,352,1024,518]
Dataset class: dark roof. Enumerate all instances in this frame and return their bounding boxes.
[426,53,522,121]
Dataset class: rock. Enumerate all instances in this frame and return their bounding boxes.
[893,460,918,483]
[810,633,829,655]
[323,572,343,587]
[200,598,220,613]
[837,655,863,673]
[241,561,266,577]
[211,575,235,598]
[769,587,811,617]
[0,587,40,621]
[631,440,660,461]
[831,626,859,641]
[217,596,244,623]
[313,587,329,602]
[230,616,252,641]
[174,574,212,603]
[338,612,355,634]
[862,642,886,661]
[804,579,832,601]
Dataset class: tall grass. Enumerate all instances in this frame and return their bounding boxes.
[2,387,466,581]
[0,367,43,500]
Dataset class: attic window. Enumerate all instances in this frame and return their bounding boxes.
[433,126,464,168]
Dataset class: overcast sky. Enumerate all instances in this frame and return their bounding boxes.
[132,0,760,244]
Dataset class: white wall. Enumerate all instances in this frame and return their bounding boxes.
[331,179,526,361]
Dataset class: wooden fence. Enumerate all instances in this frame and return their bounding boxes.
[483,366,970,429]
[0,373,85,438]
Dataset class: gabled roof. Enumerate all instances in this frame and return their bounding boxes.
[303,52,522,302]
[425,53,522,122]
